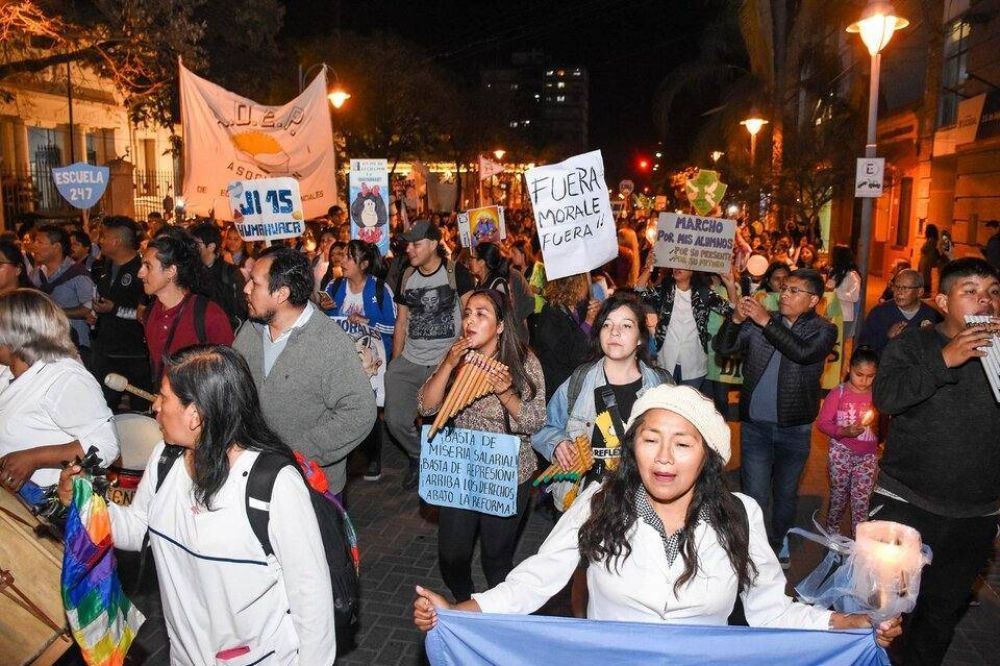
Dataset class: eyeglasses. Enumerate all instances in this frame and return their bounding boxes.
[891,283,921,291]
[779,286,817,297]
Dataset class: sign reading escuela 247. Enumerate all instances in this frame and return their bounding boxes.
[228,177,304,242]
[51,162,110,209]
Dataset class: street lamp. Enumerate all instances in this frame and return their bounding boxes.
[741,113,768,223]
[847,0,908,345]
[298,63,351,108]
[493,149,506,161]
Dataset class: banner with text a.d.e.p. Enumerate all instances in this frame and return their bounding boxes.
[349,159,390,256]
[525,150,617,281]
[653,212,736,274]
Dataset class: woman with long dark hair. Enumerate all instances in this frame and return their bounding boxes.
[417,288,546,602]
[322,239,397,481]
[414,385,902,647]
[827,245,862,338]
[533,290,673,488]
[469,241,534,341]
[58,345,335,663]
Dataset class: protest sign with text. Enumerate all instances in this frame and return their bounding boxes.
[525,150,617,280]
[228,177,304,242]
[330,316,387,406]
[653,212,736,273]
[349,159,390,256]
[52,163,110,209]
[419,426,519,518]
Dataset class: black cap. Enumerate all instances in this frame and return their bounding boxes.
[401,220,441,242]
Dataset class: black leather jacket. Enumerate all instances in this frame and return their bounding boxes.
[714,309,837,426]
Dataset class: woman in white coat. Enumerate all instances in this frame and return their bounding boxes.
[415,385,901,649]
[60,345,335,665]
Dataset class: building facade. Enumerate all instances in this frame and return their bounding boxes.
[0,59,179,230]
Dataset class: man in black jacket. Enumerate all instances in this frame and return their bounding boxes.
[872,257,999,666]
[714,269,836,562]
[88,216,150,409]
[191,222,247,330]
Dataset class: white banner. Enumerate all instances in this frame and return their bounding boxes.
[180,62,337,220]
[654,213,735,273]
[525,150,617,281]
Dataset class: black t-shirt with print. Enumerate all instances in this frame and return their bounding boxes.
[589,376,643,479]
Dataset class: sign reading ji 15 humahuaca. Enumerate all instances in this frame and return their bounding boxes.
[653,212,735,273]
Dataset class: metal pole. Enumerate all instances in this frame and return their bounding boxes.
[67,62,75,163]
[853,52,881,346]
[749,132,758,222]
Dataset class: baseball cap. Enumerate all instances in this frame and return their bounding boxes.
[401,220,441,242]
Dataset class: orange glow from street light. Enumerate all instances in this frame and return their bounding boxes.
[847,1,909,56]
[740,116,768,137]
[328,89,351,108]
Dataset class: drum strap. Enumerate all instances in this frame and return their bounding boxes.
[0,567,66,634]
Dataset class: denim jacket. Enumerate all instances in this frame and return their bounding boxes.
[531,358,672,461]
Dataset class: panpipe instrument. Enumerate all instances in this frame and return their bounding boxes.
[533,435,594,510]
[965,315,1000,402]
[426,351,509,441]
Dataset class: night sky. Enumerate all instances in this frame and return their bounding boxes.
[280,0,719,180]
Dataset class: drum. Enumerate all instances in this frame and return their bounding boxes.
[0,488,72,665]
[106,413,161,507]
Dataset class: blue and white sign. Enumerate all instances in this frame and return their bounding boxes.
[51,162,109,209]
[228,176,304,241]
[419,426,519,517]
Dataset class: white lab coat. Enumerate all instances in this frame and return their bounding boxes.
[109,442,335,665]
[0,358,119,486]
[474,484,832,629]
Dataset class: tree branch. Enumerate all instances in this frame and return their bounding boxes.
[0,42,121,79]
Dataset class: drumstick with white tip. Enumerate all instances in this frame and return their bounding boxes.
[104,373,157,403]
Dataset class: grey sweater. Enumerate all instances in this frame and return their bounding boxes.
[233,310,376,493]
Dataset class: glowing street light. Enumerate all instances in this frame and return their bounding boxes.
[493,149,506,161]
[741,113,768,223]
[328,89,351,109]
[847,1,909,56]
[847,0,908,346]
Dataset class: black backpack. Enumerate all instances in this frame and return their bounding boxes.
[152,446,360,643]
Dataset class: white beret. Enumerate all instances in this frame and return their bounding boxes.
[624,384,731,463]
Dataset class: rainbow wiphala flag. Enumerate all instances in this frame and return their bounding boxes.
[61,477,144,665]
